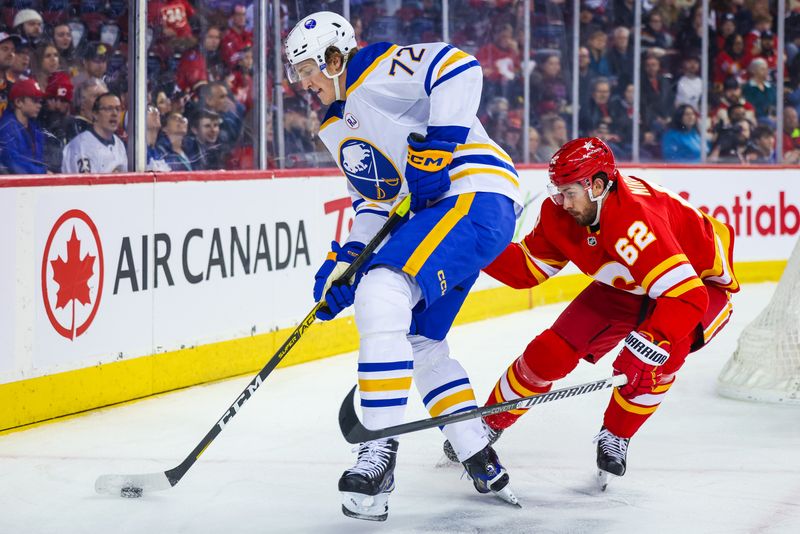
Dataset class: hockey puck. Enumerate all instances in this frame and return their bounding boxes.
[120,486,143,498]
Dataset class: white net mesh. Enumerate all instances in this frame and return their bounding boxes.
[717,238,800,404]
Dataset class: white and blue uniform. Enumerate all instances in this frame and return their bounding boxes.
[318,41,521,460]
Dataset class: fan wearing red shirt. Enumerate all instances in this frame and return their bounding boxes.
[148,0,195,39]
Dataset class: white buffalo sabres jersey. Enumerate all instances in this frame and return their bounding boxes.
[62,130,128,174]
[317,42,523,245]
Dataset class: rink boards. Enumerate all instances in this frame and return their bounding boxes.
[1,166,798,431]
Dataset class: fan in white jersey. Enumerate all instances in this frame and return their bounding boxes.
[285,11,522,521]
[61,92,127,173]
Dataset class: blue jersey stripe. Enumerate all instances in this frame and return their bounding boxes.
[361,397,409,408]
[430,60,480,92]
[424,45,454,95]
[451,154,519,176]
[427,125,470,144]
[357,208,390,217]
[358,361,414,372]
[345,42,394,90]
[423,377,471,406]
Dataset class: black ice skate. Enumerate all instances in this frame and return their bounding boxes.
[462,444,520,507]
[339,439,399,521]
[442,419,504,463]
[593,426,630,491]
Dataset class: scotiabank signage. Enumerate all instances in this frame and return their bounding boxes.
[680,190,799,237]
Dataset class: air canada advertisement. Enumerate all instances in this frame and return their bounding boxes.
[0,168,798,383]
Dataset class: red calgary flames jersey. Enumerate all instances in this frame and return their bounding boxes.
[485,174,739,345]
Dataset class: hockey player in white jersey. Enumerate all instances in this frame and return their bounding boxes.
[285,12,523,520]
[61,92,127,174]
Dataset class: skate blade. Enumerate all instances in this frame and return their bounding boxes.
[435,453,461,468]
[341,491,389,522]
[596,469,617,492]
[493,485,522,507]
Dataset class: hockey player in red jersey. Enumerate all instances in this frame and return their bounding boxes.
[446,137,739,488]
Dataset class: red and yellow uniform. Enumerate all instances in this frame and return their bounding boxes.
[484,174,739,437]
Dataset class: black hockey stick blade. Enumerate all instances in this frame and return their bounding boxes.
[96,196,412,497]
[339,375,628,444]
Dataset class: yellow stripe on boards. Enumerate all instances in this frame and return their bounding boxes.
[428,389,476,417]
[358,377,413,392]
[0,260,785,433]
[403,193,475,277]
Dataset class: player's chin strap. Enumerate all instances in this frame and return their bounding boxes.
[322,58,348,101]
[587,176,615,226]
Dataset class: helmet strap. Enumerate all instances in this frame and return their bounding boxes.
[587,179,613,226]
[321,57,348,101]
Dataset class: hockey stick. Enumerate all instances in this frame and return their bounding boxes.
[338,374,628,444]
[95,195,412,498]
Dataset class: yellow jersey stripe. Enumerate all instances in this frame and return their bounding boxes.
[449,167,520,188]
[346,45,399,97]
[319,115,340,131]
[428,389,476,417]
[437,50,469,78]
[403,193,475,276]
[652,382,673,394]
[642,254,689,291]
[613,388,660,415]
[455,143,514,164]
[704,300,733,342]
[663,277,705,298]
[359,377,413,392]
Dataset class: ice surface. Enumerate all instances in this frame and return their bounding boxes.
[1,283,799,533]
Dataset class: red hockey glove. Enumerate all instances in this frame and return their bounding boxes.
[612,331,671,397]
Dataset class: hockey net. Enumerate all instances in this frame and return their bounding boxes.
[717,238,800,404]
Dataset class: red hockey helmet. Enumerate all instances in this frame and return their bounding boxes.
[548,137,616,186]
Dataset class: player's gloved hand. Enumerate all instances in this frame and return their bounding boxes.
[313,240,365,321]
[612,330,671,397]
[405,134,457,212]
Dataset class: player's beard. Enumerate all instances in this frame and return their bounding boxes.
[568,203,598,227]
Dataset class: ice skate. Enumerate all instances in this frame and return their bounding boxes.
[442,419,504,464]
[339,439,399,521]
[462,444,520,507]
[593,426,629,491]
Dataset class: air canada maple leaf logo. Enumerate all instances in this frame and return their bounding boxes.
[41,210,104,340]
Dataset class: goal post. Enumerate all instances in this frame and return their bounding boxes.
[717,238,800,404]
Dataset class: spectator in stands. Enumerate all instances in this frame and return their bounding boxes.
[159,111,192,171]
[10,42,32,81]
[530,53,568,117]
[641,10,674,50]
[183,108,224,170]
[148,0,196,42]
[577,46,593,111]
[197,80,243,148]
[747,30,778,79]
[744,14,773,57]
[527,126,546,163]
[33,42,60,91]
[13,9,44,48]
[676,3,715,61]
[715,33,747,85]
[228,44,253,111]
[68,77,108,140]
[0,78,46,174]
[145,105,170,172]
[710,118,751,163]
[608,26,633,92]
[652,0,682,32]
[609,82,634,144]
[613,0,636,27]
[501,112,523,162]
[586,30,611,77]
[782,106,800,163]
[536,115,569,162]
[0,32,20,117]
[221,4,253,69]
[716,12,738,52]
[283,100,320,158]
[62,92,128,173]
[745,124,777,163]
[661,104,703,163]
[674,55,702,111]
[712,76,756,127]
[742,58,776,120]
[73,43,110,88]
[480,96,509,142]
[475,22,520,100]
[641,53,674,134]
[176,24,224,93]
[579,77,614,136]
[39,72,73,172]
[51,23,77,75]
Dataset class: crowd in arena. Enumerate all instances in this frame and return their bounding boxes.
[0,0,797,174]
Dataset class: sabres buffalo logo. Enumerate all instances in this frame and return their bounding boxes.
[339,138,402,202]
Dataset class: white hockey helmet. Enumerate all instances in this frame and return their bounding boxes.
[284,11,357,84]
